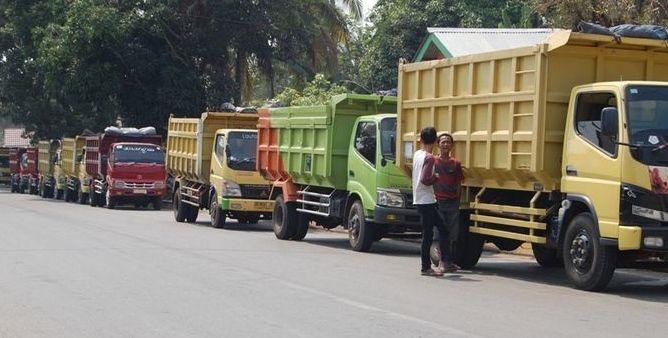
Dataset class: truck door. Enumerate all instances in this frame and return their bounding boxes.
[348,121,378,212]
[562,90,621,238]
[211,133,226,195]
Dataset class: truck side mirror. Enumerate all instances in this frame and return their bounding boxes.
[601,107,618,137]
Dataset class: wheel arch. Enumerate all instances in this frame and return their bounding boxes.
[559,194,600,247]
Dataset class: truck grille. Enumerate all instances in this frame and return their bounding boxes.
[240,184,271,199]
[125,182,155,189]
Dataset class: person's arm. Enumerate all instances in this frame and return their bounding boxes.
[420,155,437,185]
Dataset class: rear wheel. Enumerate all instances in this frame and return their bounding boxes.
[272,195,296,240]
[173,191,187,222]
[56,189,64,200]
[185,206,198,223]
[291,214,310,241]
[78,189,88,205]
[348,200,374,252]
[209,193,226,228]
[532,244,563,267]
[562,212,617,291]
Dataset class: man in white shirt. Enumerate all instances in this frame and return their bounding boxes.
[412,127,450,276]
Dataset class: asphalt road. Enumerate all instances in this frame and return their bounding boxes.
[1,188,668,338]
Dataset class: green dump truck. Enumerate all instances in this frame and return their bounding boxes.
[257,94,420,251]
[397,30,668,290]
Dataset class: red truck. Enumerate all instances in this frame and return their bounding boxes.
[18,147,39,194]
[9,148,23,193]
[84,127,166,209]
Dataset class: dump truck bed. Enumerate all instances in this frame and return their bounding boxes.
[61,136,86,176]
[166,112,259,184]
[38,141,55,175]
[397,30,668,191]
[257,94,396,189]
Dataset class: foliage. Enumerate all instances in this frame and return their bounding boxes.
[534,0,668,28]
[274,73,348,106]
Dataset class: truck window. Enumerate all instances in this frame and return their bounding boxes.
[380,118,397,161]
[215,134,226,165]
[574,92,618,155]
[226,131,257,171]
[113,144,164,164]
[355,121,377,165]
[626,85,668,166]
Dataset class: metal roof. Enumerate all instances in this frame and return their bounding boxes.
[415,28,562,61]
[3,128,31,147]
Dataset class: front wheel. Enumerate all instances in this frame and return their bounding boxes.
[152,196,162,210]
[562,212,617,291]
[348,200,375,252]
[209,193,226,228]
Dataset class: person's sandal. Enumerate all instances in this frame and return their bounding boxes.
[421,268,444,276]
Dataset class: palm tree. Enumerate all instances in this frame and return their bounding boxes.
[331,0,363,21]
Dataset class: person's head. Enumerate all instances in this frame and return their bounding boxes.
[438,133,454,156]
[419,127,437,151]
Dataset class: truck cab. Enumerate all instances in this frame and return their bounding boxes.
[209,128,272,225]
[347,115,419,245]
[104,142,166,209]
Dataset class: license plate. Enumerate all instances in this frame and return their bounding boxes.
[133,189,147,194]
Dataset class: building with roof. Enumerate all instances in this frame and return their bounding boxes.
[3,128,31,147]
[414,27,561,62]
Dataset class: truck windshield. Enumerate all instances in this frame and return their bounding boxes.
[627,85,668,165]
[380,117,397,161]
[113,144,164,164]
[226,131,256,171]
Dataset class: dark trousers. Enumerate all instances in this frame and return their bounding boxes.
[437,199,460,261]
[416,203,450,271]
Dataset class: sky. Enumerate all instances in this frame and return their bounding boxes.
[362,0,377,16]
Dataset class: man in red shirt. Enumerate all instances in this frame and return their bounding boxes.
[434,133,463,272]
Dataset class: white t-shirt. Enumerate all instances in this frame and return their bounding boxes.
[412,149,436,205]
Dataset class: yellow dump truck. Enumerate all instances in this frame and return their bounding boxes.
[37,140,59,198]
[167,111,273,227]
[398,30,668,290]
[57,136,87,203]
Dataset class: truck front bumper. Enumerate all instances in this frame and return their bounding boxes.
[373,205,421,226]
[617,225,668,252]
[221,198,274,212]
[109,188,165,198]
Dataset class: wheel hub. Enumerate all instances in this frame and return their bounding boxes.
[569,230,591,272]
[350,214,360,240]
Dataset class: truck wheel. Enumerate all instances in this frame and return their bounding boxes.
[105,190,116,209]
[56,189,64,200]
[90,191,98,207]
[348,200,375,252]
[562,212,617,291]
[173,191,187,222]
[209,193,225,228]
[532,244,563,267]
[291,214,309,241]
[78,189,88,205]
[454,233,484,269]
[152,197,162,210]
[272,195,296,240]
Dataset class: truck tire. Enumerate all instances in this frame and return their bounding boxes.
[105,190,116,209]
[272,195,296,240]
[56,189,64,200]
[348,200,375,252]
[78,189,88,205]
[185,206,198,223]
[152,196,162,210]
[562,212,617,291]
[532,244,563,267]
[291,214,309,241]
[454,233,484,269]
[173,191,187,222]
[209,193,226,228]
[90,191,98,207]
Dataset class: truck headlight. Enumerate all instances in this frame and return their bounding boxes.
[223,179,242,197]
[377,189,405,208]
[154,181,165,189]
[113,180,126,189]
